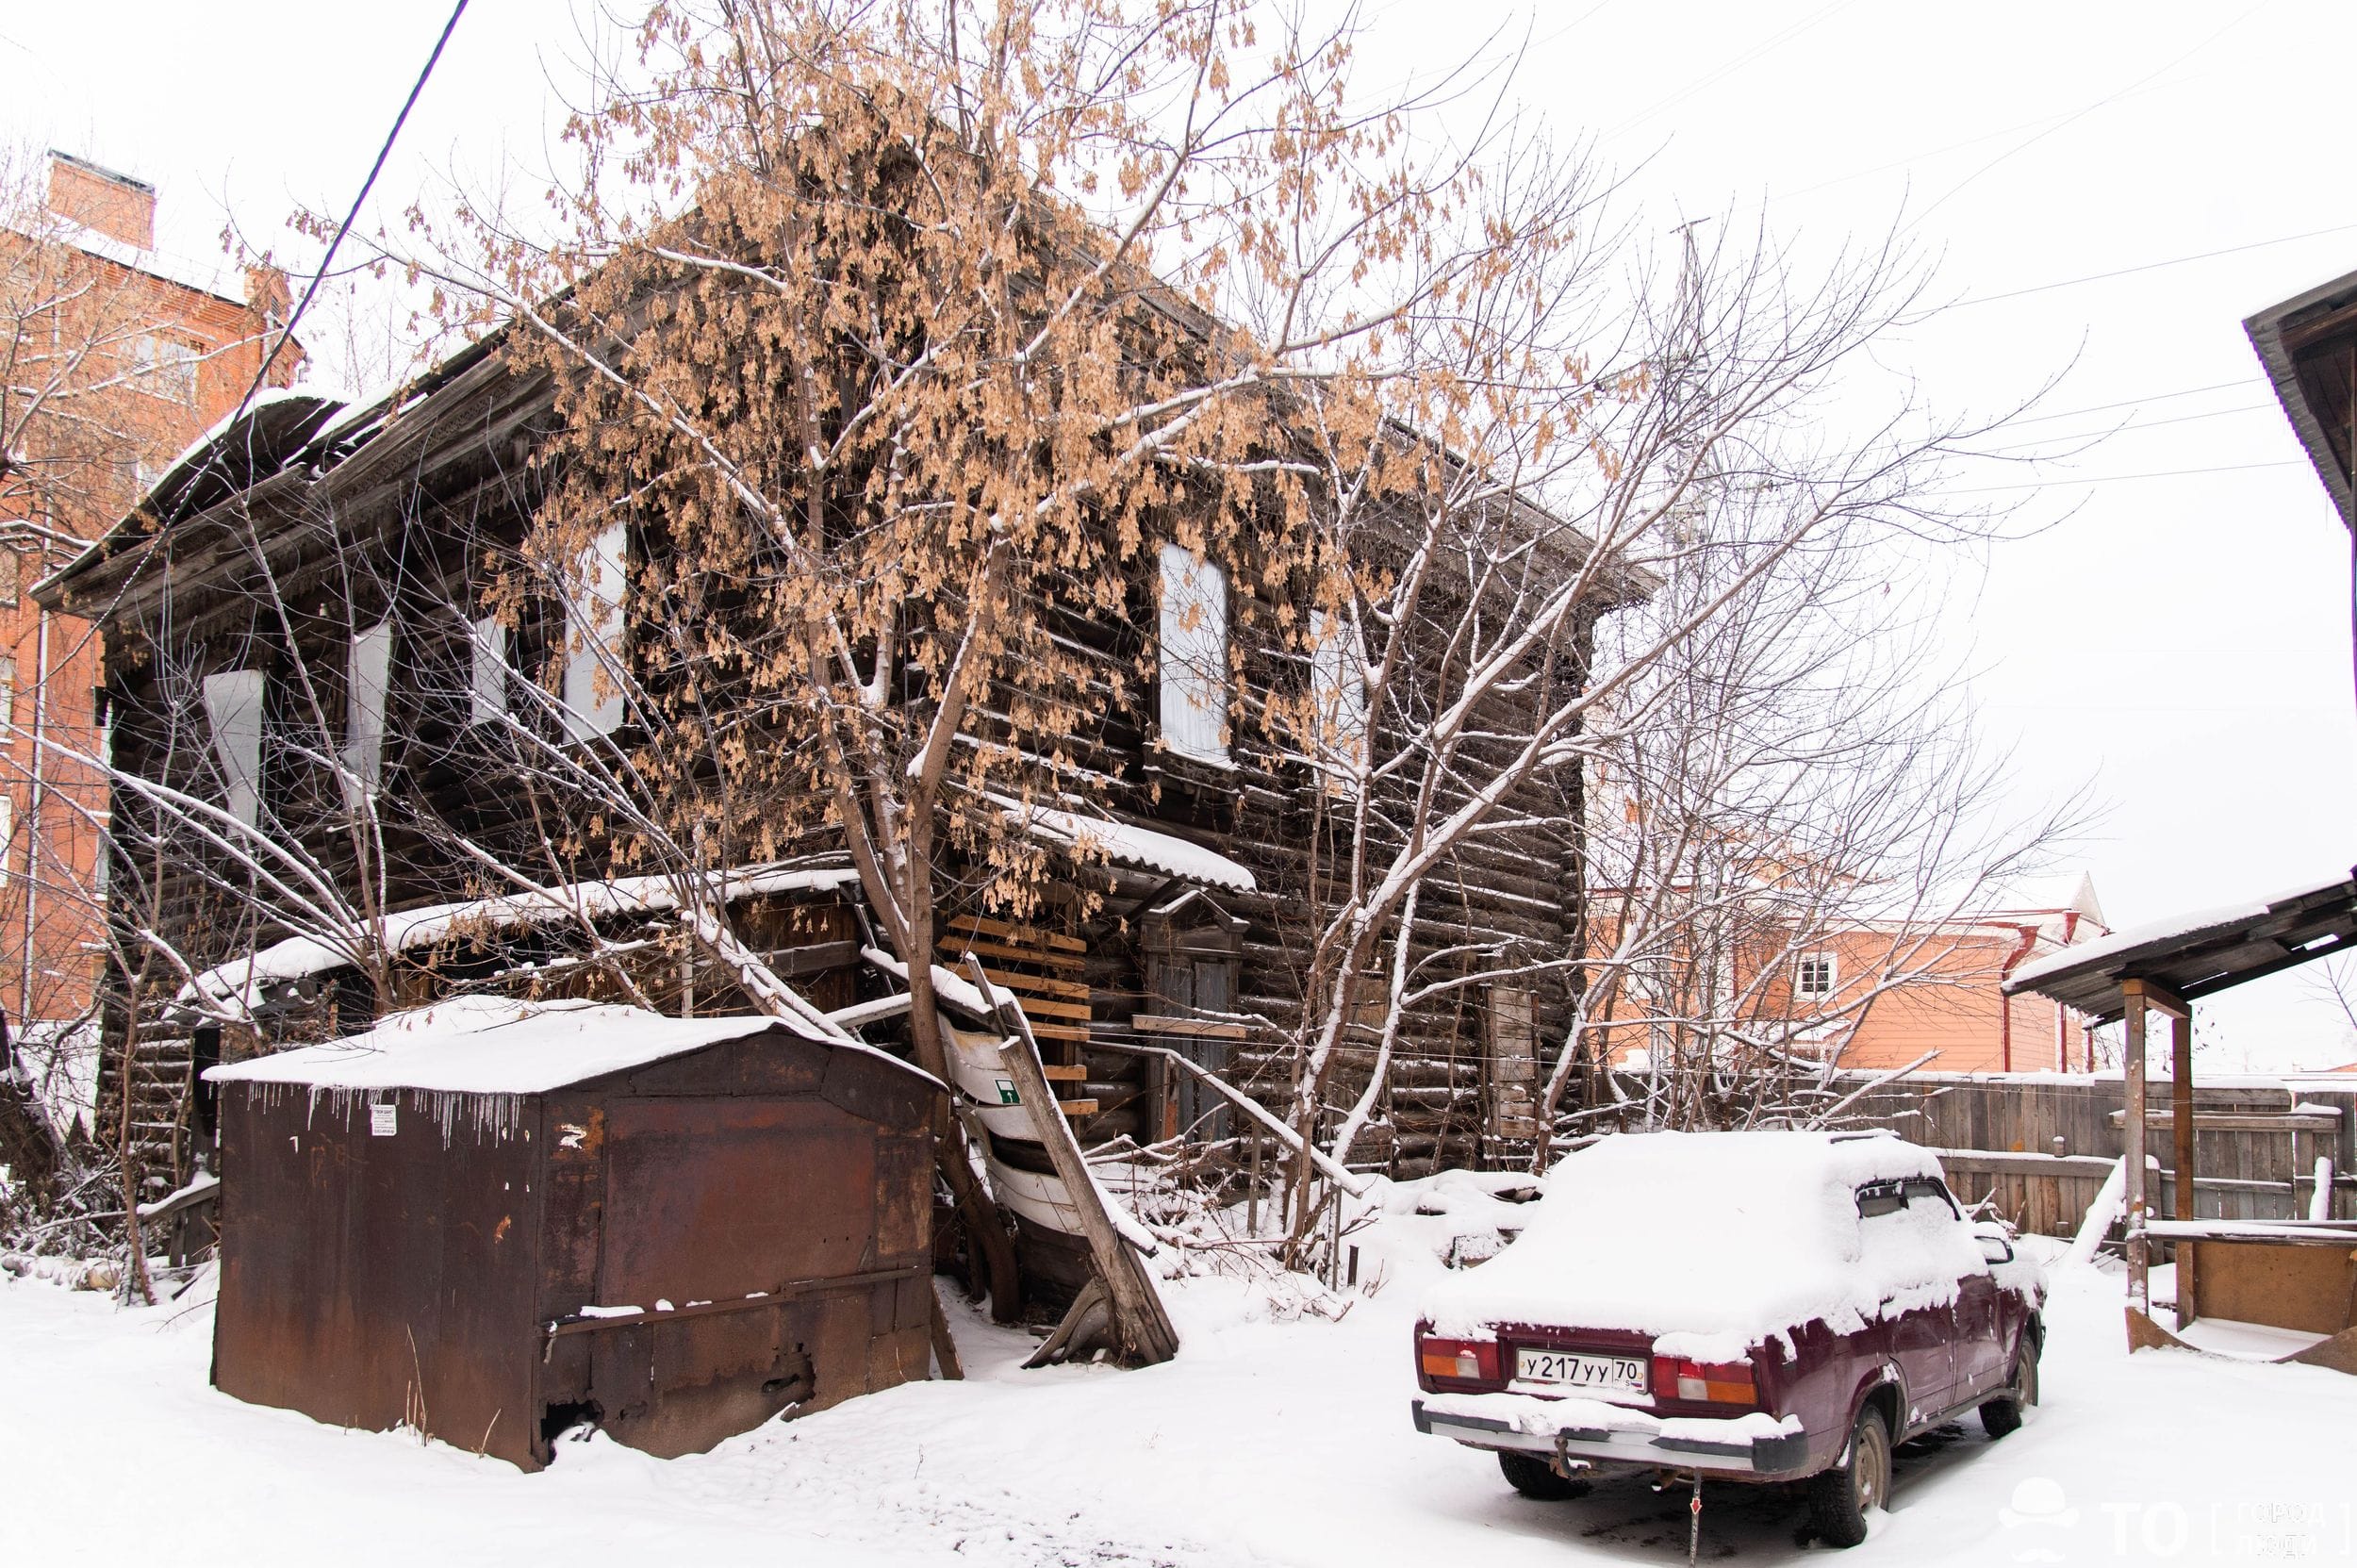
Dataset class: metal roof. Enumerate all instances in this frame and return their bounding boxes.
[2245,264,2357,530]
[2003,872,2357,1022]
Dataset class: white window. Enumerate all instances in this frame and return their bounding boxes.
[0,655,14,742]
[202,668,266,828]
[1308,608,1368,793]
[561,523,627,741]
[1158,541,1228,763]
[132,332,200,404]
[470,613,508,724]
[1796,952,1838,999]
[341,619,394,800]
[0,793,12,889]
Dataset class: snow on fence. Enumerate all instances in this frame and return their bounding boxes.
[1807,1070,2357,1238]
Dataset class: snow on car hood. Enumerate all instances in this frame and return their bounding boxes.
[1420,1131,1986,1362]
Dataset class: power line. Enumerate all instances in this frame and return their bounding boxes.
[236,0,470,417]
[1999,377,2261,427]
[1944,459,2302,495]
[1943,219,2357,313]
[1984,400,2275,454]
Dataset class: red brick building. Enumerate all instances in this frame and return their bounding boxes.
[0,152,297,1044]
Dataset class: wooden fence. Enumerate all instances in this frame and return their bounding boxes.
[1821,1071,2357,1237]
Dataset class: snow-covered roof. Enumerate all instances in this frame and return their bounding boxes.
[1003,799,1256,892]
[1421,1130,1987,1361]
[180,862,863,1018]
[2008,872,2356,1002]
[46,215,249,305]
[203,995,936,1096]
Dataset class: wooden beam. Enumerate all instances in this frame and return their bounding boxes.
[2171,1011,2197,1330]
[2123,988,2151,1327]
[2107,1111,2342,1134]
[2120,976,2191,1021]
[938,935,1086,972]
[1129,1012,1250,1040]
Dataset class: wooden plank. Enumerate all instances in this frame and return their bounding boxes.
[1015,995,1093,1024]
[947,914,1086,954]
[1028,1021,1090,1044]
[950,966,1090,1002]
[1057,1099,1101,1117]
[938,935,1086,972]
[1040,1064,1087,1081]
[1129,1012,1249,1040]
[2108,1111,2341,1133]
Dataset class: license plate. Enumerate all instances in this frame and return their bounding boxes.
[1514,1348,1647,1393]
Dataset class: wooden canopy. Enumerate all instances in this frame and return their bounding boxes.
[2003,874,2357,1023]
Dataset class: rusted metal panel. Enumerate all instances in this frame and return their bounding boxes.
[211,1029,942,1473]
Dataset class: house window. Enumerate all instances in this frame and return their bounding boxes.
[1157,541,1228,763]
[202,668,266,828]
[341,619,394,798]
[470,613,509,724]
[0,655,14,741]
[560,523,627,741]
[0,550,19,606]
[132,332,201,404]
[1796,952,1837,999]
[1308,608,1369,795]
[0,792,12,889]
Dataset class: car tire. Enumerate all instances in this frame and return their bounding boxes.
[1808,1401,1891,1549]
[1497,1449,1591,1501]
[1981,1334,2040,1439]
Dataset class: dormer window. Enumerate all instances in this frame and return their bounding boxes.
[1158,541,1228,763]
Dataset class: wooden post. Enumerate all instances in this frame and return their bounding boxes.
[2121,982,2150,1326]
[2171,1010,2197,1329]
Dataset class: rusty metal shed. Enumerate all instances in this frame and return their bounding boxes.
[203,997,944,1470]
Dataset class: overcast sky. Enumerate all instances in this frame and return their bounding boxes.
[9,0,2354,1068]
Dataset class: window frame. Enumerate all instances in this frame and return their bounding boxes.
[1795,950,1838,999]
[1156,540,1229,764]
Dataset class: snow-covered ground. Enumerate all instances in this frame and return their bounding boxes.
[7,1200,2354,1565]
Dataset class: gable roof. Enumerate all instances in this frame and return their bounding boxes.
[2246,264,2357,529]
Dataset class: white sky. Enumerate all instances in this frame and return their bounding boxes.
[8,0,2355,1068]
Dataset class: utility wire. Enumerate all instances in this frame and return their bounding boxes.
[2000,377,2261,427]
[1945,459,2301,495]
[1983,401,2275,454]
[1944,220,2357,313]
[235,0,470,420]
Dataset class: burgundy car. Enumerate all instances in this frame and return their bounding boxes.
[1410,1131,2043,1547]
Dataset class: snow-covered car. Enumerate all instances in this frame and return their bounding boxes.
[1410,1130,2044,1548]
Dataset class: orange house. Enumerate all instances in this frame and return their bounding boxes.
[1589,873,2110,1078]
[0,152,297,1037]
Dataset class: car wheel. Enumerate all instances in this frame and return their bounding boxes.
[1808,1401,1891,1549]
[1981,1334,2040,1439]
[1497,1449,1591,1501]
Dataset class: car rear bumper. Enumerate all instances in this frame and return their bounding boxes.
[1412,1395,1813,1480]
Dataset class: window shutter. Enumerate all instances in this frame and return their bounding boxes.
[470,614,508,724]
[1157,541,1228,763]
[562,523,628,741]
[341,619,394,797]
[202,669,266,827]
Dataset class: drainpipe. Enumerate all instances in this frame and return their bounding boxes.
[1997,923,2040,1074]
[18,603,50,1025]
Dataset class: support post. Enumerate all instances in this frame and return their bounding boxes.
[2171,1010,2197,1329]
[2121,982,2151,1328]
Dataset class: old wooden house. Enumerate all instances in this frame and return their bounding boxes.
[41,213,1625,1237]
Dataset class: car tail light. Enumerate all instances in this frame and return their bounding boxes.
[1651,1354,1756,1406]
[1415,1333,1502,1386]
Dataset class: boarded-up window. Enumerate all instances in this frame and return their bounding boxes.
[470,614,508,724]
[1308,608,1368,795]
[1487,982,1540,1139]
[202,668,266,827]
[561,524,627,741]
[341,619,394,798]
[1158,541,1228,763]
